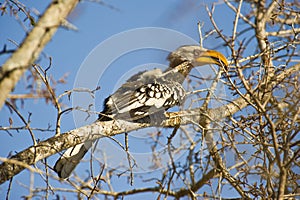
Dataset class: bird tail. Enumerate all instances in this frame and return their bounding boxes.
[54,141,92,178]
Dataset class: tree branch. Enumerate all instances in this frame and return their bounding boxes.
[1,63,299,185]
[0,0,79,109]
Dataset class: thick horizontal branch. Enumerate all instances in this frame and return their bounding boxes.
[0,63,299,185]
[0,0,79,109]
[0,105,224,184]
[0,120,147,184]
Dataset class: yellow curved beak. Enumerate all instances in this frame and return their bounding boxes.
[168,45,228,70]
[195,50,228,70]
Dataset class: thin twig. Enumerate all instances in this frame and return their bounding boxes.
[5,101,37,145]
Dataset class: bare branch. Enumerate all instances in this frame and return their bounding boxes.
[0,0,79,109]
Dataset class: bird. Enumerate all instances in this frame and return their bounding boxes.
[53,45,228,178]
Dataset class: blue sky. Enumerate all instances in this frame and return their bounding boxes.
[0,0,237,199]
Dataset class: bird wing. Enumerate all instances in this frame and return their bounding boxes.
[102,79,185,121]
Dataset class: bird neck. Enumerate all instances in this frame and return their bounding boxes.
[163,61,193,83]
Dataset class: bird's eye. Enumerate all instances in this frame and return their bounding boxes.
[193,49,201,57]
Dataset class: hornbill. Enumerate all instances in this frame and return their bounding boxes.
[54,45,228,178]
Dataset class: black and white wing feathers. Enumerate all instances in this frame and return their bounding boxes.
[99,68,186,121]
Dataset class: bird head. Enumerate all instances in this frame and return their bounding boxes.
[168,45,228,70]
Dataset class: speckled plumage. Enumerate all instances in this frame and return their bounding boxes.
[99,69,186,122]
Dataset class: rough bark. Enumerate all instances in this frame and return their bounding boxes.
[0,0,79,109]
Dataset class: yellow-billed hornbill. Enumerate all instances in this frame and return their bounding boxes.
[54,45,228,178]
